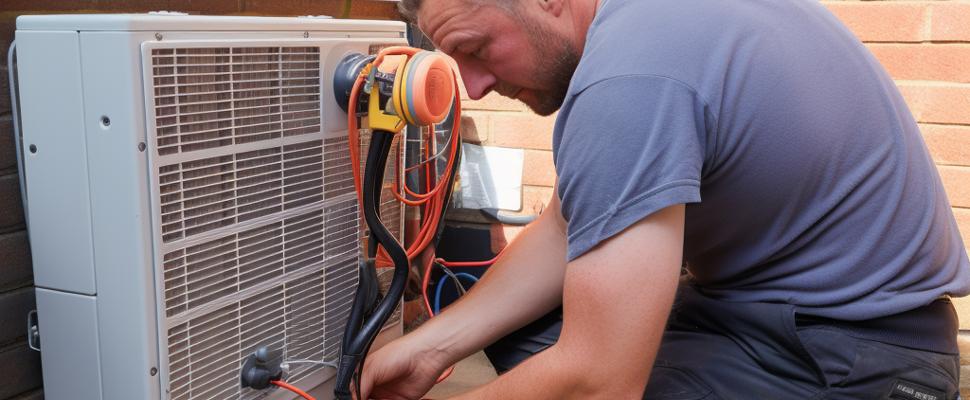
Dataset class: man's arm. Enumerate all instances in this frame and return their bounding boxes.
[450,204,684,399]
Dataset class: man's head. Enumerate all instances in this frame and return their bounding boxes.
[401,0,595,116]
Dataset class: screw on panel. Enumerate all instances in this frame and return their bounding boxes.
[150,367,158,376]
[138,142,147,152]
[28,144,37,154]
[101,116,111,127]
[155,33,163,41]
[304,31,310,38]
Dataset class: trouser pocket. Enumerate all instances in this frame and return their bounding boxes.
[795,326,959,400]
[643,365,718,400]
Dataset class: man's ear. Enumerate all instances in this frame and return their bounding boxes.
[538,0,565,17]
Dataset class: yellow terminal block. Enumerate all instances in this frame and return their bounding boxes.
[367,86,406,134]
[364,57,406,134]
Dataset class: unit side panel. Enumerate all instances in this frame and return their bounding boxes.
[80,32,164,400]
[35,288,104,400]
[15,31,97,295]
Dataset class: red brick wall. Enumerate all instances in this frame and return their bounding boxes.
[0,2,399,399]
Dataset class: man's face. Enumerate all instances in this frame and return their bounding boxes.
[417,0,580,116]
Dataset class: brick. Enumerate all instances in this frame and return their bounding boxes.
[0,231,30,292]
[0,173,24,231]
[0,17,14,57]
[489,223,526,254]
[0,117,14,173]
[822,1,928,43]
[517,184,553,216]
[929,2,970,42]
[960,332,970,364]
[488,113,556,150]
[459,112,488,144]
[940,166,970,209]
[463,92,530,112]
[0,64,9,116]
[0,1,240,13]
[897,82,970,125]
[956,208,970,252]
[241,0,343,17]
[0,342,41,399]
[522,149,555,187]
[869,44,970,84]
[921,124,970,167]
[242,0,398,18]
[0,288,34,346]
[8,389,42,400]
[956,292,970,331]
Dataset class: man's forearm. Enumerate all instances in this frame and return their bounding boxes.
[445,206,685,400]
[447,342,633,400]
[413,197,569,365]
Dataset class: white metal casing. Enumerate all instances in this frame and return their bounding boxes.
[16,14,407,400]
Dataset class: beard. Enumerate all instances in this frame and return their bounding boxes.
[511,17,581,116]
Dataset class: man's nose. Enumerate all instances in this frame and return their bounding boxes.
[456,61,496,100]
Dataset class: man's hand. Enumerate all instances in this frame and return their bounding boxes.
[359,188,571,399]
[359,332,450,400]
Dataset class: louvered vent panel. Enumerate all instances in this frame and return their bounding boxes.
[149,44,404,400]
[166,270,339,400]
[324,257,358,361]
[324,137,356,199]
[158,140,324,243]
[152,47,321,156]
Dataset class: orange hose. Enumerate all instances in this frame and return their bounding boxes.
[271,380,314,400]
[435,255,500,268]
[346,47,465,388]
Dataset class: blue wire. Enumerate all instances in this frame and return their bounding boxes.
[433,272,480,315]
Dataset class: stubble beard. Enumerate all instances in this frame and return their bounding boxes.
[521,22,581,116]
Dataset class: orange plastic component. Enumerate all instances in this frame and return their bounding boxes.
[408,52,455,125]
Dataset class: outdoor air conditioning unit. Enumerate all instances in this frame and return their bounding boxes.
[11,14,408,400]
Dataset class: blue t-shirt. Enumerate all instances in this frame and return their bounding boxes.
[553,0,970,320]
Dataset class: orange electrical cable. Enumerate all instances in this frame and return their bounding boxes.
[346,47,470,388]
[271,380,314,400]
[435,256,500,268]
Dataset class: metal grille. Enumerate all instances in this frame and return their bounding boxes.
[162,210,327,319]
[324,137,356,199]
[158,140,324,243]
[162,207,359,399]
[151,47,321,156]
[149,45,404,400]
[166,270,336,400]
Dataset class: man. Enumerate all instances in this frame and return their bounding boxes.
[361,0,970,398]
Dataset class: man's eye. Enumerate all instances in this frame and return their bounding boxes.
[473,47,486,59]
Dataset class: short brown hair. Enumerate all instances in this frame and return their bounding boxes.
[398,0,424,23]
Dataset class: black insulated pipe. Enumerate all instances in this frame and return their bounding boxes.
[335,130,411,400]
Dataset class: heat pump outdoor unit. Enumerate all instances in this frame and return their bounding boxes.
[11,14,407,400]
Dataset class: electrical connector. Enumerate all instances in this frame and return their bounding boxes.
[240,346,284,390]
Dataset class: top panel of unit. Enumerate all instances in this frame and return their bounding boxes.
[16,14,405,33]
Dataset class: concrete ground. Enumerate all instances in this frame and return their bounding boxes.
[425,352,498,398]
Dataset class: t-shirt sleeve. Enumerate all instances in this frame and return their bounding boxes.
[555,75,709,261]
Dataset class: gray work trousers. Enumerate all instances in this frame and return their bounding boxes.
[483,283,961,399]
